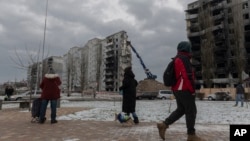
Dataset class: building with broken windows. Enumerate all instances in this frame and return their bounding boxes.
[186,0,250,88]
[61,31,132,92]
[27,56,63,90]
[27,31,131,92]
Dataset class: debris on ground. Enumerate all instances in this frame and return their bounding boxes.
[137,79,168,92]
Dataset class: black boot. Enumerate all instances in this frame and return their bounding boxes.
[51,119,57,124]
[39,117,46,124]
[134,117,139,124]
[51,119,58,124]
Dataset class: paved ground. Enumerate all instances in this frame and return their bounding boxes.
[0,107,230,141]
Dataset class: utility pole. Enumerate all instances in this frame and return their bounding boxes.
[41,0,49,80]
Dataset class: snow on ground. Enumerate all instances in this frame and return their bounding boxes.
[2,95,250,125]
[58,99,250,125]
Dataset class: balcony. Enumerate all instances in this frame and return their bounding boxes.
[214,45,227,53]
[188,31,201,37]
[105,85,114,89]
[105,48,114,52]
[105,67,114,70]
[186,14,198,20]
[106,42,113,46]
[105,61,115,65]
[212,23,224,31]
[211,3,223,11]
[104,78,114,82]
[215,68,227,74]
[192,51,200,57]
[105,72,113,76]
[213,13,224,21]
[105,54,115,59]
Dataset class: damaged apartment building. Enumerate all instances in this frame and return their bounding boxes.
[186,0,250,88]
[62,31,132,92]
[28,31,132,92]
[27,56,63,90]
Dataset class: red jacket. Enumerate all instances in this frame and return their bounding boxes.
[40,73,61,100]
[171,52,195,94]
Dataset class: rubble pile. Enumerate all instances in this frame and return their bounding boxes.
[137,79,168,92]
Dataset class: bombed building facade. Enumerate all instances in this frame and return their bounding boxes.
[61,31,132,92]
[186,0,250,88]
[28,31,132,92]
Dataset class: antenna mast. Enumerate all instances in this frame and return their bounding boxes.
[41,0,49,79]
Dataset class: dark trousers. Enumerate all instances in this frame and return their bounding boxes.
[39,99,57,121]
[164,91,197,134]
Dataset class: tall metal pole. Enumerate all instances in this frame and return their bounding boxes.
[41,0,49,79]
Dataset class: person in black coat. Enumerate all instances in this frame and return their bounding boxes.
[234,82,245,107]
[5,85,14,100]
[119,66,139,124]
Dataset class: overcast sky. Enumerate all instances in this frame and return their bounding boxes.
[0,0,195,84]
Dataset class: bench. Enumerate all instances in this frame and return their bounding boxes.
[0,98,61,110]
[1,100,31,109]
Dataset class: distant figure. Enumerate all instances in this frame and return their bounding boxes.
[119,66,139,124]
[234,82,245,107]
[157,41,202,140]
[39,68,61,124]
[5,85,14,100]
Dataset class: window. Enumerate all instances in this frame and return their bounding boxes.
[243,3,248,9]
[230,39,235,45]
[228,18,233,24]
[229,29,234,34]
[243,13,249,19]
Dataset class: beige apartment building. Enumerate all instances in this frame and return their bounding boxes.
[186,0,250,88]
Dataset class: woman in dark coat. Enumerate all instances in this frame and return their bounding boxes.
[39,68,61,124]
[119,66,139,124]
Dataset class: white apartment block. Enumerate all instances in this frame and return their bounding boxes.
[62,30,132,92]
[62,47,82,93]
[28,31,132,92]
[27,56,63,90]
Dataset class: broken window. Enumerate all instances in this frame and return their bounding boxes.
[107,39,113,43]
[229,29,234,34]
[243,13,249,19]
[243,3,248,9]
[228,17,233,24]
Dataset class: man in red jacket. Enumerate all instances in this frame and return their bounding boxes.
[39,68,61,124]
[157,41,202,141]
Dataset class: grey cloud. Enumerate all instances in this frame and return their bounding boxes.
[0,0,195,83]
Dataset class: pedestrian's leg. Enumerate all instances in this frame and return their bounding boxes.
[183,93,197,135]
[39,100,48,123]
[164,92,185,125]
[235,95,240,106]
[132,112,139,124]
[50,100,57,124]
[157,91,184,140]
[241,94,244,107]
[7,94,10,100]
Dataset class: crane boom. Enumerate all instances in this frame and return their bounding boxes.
[127,41,157,80]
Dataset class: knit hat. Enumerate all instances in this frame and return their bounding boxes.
[48,67,55,74]
[177,41,192,53]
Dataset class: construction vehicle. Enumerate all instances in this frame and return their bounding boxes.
[127,41,157,80]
